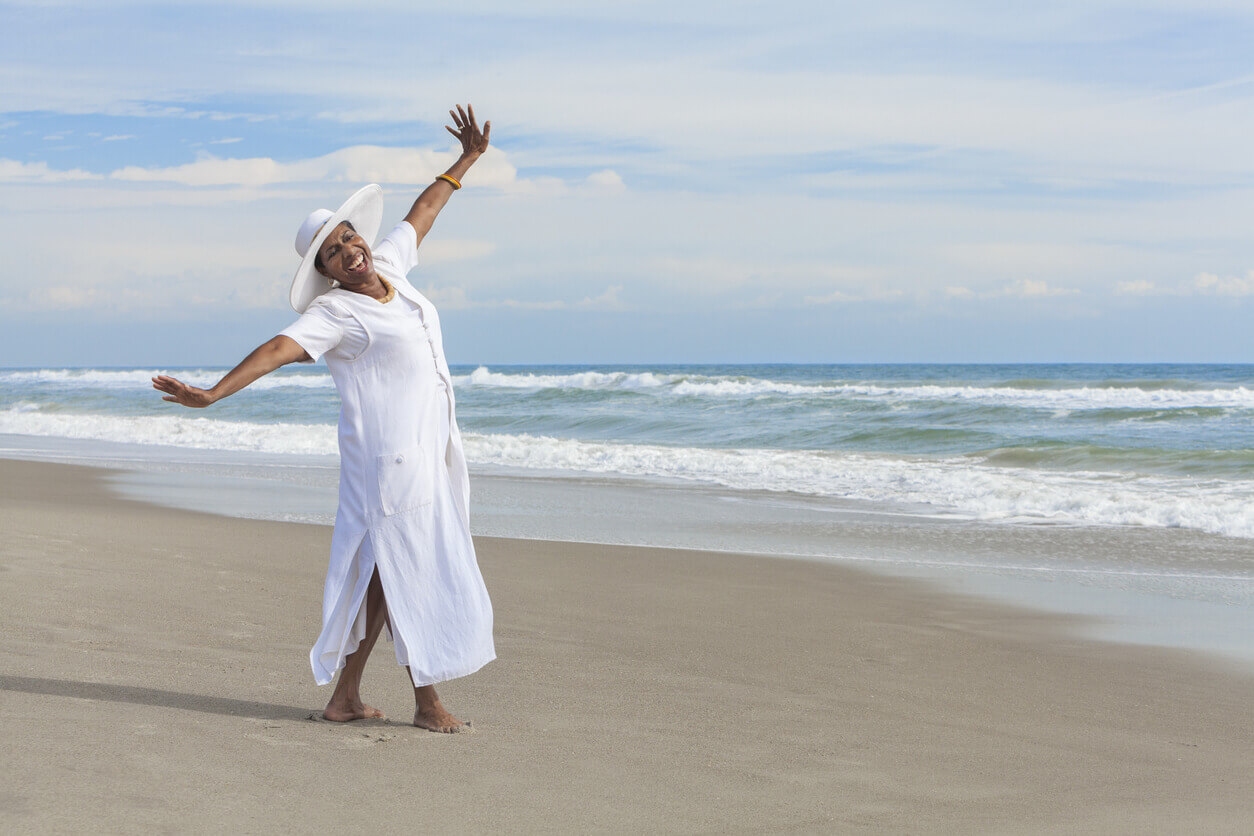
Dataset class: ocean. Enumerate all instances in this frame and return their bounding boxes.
[2,362,1252,663]
[4,363,1254,536]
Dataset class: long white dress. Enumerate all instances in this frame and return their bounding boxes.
[280,221,495,687]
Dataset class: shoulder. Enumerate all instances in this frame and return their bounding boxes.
[372,221,418,274]
[307,290,356,318]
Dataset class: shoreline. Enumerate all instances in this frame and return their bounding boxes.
[1,457,1252,831]
[4,432,1250,670]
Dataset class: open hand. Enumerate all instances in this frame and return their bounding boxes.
[446,103,490,157]
[152,375,216,408]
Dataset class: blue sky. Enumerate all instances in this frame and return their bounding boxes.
[3,0,1254,364]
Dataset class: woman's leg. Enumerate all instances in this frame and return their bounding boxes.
[407,383,469,733]
[323,566,389,721]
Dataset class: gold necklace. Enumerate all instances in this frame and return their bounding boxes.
[377,277,396,304]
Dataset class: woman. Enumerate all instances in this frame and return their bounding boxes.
[153,105,495,733]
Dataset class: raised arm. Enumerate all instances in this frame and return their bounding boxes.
[404,103,490,248]
[152,335,309,408]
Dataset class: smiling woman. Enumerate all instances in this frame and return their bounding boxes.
[314,221,361,275]
[151,104,496,734]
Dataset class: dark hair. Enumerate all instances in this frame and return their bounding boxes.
[313,220,356,274]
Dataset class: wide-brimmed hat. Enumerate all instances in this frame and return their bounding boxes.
[289,183,384,313]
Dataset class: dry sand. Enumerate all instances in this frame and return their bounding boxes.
[0,458,1251,833]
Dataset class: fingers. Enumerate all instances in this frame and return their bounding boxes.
[153,375,197,406]
[448,104,488,150]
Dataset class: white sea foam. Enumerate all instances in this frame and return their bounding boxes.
[453,366,1254,409]
[0,407,336,455]
[0,368,334,390]
[460,432,1254,539]
[7,405,1246,538]
[454,366,676,391]
[455,366,846,396]
[7,366,1253,410]
[823,382,1254,411]
[670,379,1254,408]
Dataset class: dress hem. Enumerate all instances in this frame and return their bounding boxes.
[312,651,496,688]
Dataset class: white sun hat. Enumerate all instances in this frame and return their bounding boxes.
[289,183,384,313]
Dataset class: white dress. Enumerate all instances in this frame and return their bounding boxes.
[280,221,495,687]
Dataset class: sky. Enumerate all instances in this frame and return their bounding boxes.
[2,0,1254,365]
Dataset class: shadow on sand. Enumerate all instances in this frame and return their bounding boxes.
[0,674,310,721]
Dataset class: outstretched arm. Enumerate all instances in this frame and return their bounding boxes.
[152,335,309,408]
[404,103,491,248]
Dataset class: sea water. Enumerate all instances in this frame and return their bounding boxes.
[2,363,1251,664]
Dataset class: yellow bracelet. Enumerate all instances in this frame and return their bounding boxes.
[436,174,462,190]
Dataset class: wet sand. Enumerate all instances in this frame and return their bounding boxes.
[0,458,1250,833]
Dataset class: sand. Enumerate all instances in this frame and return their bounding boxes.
[0,458,1250,833]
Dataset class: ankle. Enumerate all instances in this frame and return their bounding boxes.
[329,686,362,706]
[414,693,443,713]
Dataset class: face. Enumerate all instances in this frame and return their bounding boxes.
[316,221,374,286]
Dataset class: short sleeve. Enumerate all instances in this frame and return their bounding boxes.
[279,300,346,364]
[371,221,419,277]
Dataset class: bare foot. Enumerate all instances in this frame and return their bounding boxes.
[322,699,385,722]
[414,704,469,733]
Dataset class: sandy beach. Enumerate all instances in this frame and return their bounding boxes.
[1,458,1251,833]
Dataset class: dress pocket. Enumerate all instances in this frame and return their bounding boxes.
[376,446,433,516]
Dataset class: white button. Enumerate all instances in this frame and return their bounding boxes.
[395,456,404,464]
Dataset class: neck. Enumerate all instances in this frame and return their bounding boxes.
[337,271,386,299]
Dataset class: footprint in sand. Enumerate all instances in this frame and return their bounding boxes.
[243,733,310,748]
[340,731,397,748]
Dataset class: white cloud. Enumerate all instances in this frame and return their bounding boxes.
[10,7,1254,189]
[92,145,621,197]
[42,286,98,309]
[1114,279,1165,296]
[803,288,904,305]
[209,137,243,145]
[585,169,625,193]
[499,297,567,310]
[803,290,859,305]
[939,279,1082,301]
[101,134,134,141]
[1114,271,1254,297]
[0,159,100,183]
[999,279,1080,298]
[1192,271,1254,296]
[574,284,625,309]
[109,145,522,189]
[496,285,627,310]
